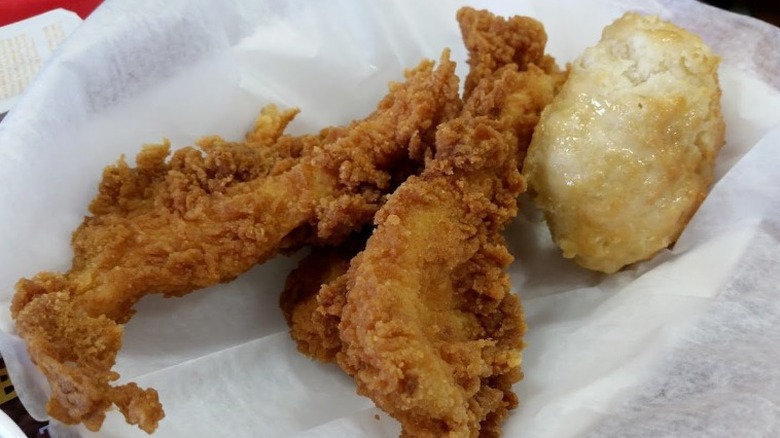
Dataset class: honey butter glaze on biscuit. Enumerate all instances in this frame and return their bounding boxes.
[523,13,725,274]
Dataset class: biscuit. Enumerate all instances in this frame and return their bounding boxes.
[523,13,725,273]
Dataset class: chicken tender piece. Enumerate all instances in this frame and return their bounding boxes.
[11,52,461,434]
[337,64,559,438]
[523,13,725,274]
[280,9,563,436]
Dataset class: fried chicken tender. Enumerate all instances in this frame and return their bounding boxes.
[522,13,725,273]
[279,9,563,436]
[10,52,461,433]
[335,62,559,438]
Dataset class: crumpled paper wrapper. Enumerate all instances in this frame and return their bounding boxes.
[0,9,83,115]
[0,0,779,437]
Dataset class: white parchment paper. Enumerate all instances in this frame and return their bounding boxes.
[0,0,779,437]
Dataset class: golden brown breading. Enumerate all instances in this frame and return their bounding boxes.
[280,242,360,363]
[279,9,562,436]
[522,13,725,273]
[281,6,564,368]
[11,51,461,433]
[457,6,559,100]
[335,64,557,438]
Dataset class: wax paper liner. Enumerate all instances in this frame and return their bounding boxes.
[0,0,779,437]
